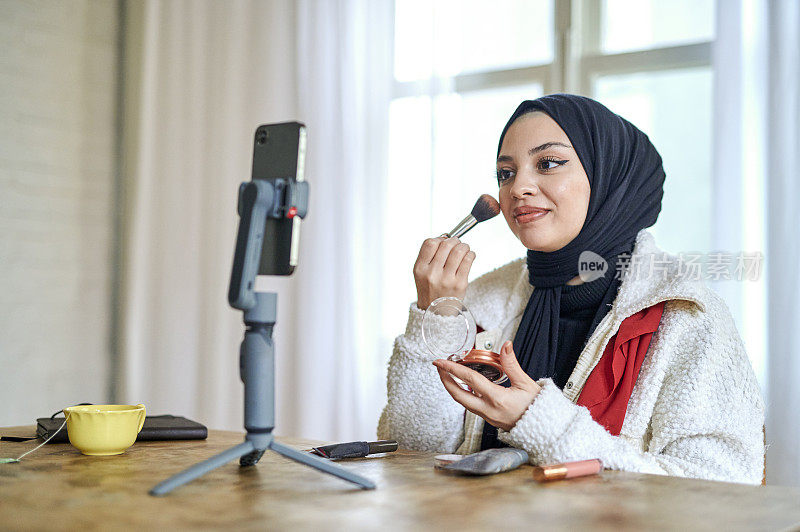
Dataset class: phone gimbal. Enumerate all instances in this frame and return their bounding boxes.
[150,169,374,495]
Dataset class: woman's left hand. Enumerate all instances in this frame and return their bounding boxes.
[433,341,542,432]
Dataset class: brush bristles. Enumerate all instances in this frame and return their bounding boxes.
[471,194,501,222]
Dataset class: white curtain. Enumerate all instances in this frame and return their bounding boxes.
[119,0,393,441]
[715,0,800,486]
[763,0,800,487]
[119,0,300,431]
[291,0,393,440]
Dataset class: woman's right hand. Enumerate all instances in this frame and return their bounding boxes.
[413,237,476,310]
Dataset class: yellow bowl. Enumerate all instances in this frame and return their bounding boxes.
[63,404,146,456]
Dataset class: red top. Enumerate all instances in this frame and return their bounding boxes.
[576,301,666,435]
[476,301,665,436]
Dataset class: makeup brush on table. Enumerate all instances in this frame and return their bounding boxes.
[441,194,501,239]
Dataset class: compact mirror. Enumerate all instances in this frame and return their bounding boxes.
[422,297,476,362]
[422,297,507,385]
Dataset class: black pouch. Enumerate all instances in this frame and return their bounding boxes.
[35,408,208,443]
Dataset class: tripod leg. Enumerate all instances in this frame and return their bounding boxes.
[150,441,256,496]
[269,440,376,490]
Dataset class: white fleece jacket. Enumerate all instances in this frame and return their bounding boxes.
[378,229,765,485]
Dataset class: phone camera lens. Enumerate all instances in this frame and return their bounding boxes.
[256,130,268,145]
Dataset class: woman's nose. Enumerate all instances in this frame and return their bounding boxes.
[510,170,539,199]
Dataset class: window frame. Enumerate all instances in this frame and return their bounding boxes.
[391,0,714,100]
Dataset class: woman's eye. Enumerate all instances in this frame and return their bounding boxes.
[537,158,568,171]
[496,168,515,184]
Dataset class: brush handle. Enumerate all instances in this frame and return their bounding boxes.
[443,214,477,239]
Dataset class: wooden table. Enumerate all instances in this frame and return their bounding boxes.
[1,426,799,531]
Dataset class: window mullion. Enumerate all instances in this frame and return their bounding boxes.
[570,0,601,95]
[453,65,550,93]
[582,42,712,81]
[581,0,601,54]
[551,0,572,93]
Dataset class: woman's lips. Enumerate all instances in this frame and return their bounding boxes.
[514,208,550,224]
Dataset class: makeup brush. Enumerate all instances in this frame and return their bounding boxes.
[441,194,501,239]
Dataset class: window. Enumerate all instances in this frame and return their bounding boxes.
[384,0,717,347]
[600,0,714,53]
[594,68,713,254]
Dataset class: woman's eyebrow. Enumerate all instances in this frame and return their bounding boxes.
[496,141,573,163]
[529,141,572,156]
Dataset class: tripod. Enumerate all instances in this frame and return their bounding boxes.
[150,176,375,495]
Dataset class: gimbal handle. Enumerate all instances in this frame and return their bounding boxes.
[228,180,273,310]
[227,179,310,310]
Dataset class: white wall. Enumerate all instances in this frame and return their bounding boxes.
[0,0,119,425]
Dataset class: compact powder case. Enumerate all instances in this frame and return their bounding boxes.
[423,297,508,385]
[455,349,507,384]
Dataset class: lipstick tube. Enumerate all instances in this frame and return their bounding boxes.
[532,459,603,482]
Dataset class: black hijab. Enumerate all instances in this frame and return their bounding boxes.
[480,94,665,448]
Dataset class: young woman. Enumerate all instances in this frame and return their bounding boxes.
[378,94,765,485]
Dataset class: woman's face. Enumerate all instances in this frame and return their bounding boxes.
[497,111,591,253]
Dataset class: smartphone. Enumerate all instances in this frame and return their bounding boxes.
[251,122,307,276]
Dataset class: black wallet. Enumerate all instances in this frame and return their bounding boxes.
[36,414,208,443]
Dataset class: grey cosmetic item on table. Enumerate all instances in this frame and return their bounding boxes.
[443,448,529,475]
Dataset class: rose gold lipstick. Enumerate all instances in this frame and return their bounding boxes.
[513,206,550,224]
[532,459,603,482]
